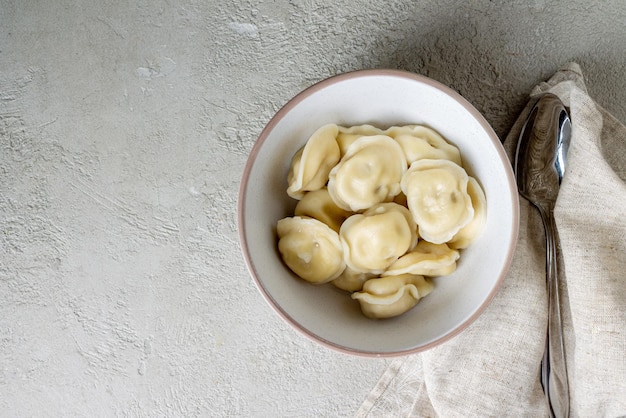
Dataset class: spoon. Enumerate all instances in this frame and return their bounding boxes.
[514,93,571,418]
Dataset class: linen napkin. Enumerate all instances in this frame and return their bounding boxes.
[356,62,626,418]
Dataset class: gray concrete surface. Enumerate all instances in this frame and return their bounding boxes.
[1,0,625,416]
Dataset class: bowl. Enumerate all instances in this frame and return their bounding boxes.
[238,69,519,357]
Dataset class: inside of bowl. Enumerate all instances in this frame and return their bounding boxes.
[240,71,518,355]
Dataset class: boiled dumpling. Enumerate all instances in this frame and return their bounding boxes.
[294,188,352,232]
[336,124,384,156]
[331,267,374,292]
[328,135,407,211]
[277,216,345,284]
[365,202,418,251]
[385,125,462,166]
[401,159,474,244]
[383,240,459,277]
[340,204,414,274]
[351,274,434,319]
[448,177,487,249]
[287,124,340,199]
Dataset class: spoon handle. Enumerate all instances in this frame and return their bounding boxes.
[540,208,569,418]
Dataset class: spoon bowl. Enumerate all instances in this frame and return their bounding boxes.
[516,94,571,208]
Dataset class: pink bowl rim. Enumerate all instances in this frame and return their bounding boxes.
[237,68,520,357]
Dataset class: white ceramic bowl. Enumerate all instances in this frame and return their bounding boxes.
[238,69,519,356]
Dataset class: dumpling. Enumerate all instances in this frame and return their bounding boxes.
[287,124,340,199]
[365,202,418,251]
[294,188,352,232]
[331,267,374,292]
[383,240,460,277]
[277,216,345,284]
[385,125,462,166]
[336,124,384,156]
[340,204,414,274]
[351,274,434,319]
[448,177,487,249]
[401,159,474,244]
[328,135,407,211]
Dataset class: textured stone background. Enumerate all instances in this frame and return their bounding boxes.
[1,1,625,416]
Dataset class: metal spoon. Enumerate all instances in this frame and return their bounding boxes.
[514,93,571,418]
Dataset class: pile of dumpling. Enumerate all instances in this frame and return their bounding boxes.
[276,123,486,319]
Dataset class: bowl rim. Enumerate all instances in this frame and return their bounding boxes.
[238,68,520,357]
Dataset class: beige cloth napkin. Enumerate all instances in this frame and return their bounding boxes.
[356,63,626,418]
